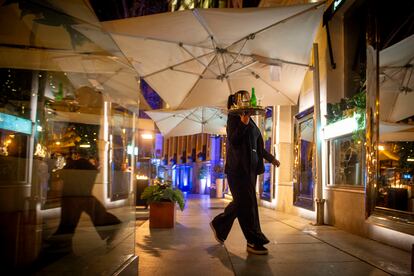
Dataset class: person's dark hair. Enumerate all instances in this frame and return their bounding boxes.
[227,94,235,110]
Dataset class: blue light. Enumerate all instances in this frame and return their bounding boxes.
[403,174,412,179]
[0,112,32,135]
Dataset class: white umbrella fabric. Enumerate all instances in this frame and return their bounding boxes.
[101,3,325,109]
[379,34,414,123]
[145,107,227,137]
[379,34,414,142]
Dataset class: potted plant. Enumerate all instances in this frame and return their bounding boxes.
[141,178,185,228]
[198,164,208,194]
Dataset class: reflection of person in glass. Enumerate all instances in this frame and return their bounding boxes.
[210,91,280,255]
[50,149,121,252]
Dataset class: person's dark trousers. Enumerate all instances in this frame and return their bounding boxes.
[211,173,269,245]
[54,196,121,240]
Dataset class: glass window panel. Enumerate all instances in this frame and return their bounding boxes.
[293,111,315,210]
[330,135,364,186]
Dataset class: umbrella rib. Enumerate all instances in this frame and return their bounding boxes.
[227,60,259,76]
[170,68,202,77]
[192,9,220,48]
[192,8,228,79]
[180,44,219,77]
[227,1,326,49]
[152,113,186,124]
[203,109,222,124]
[220,52,228,75]
[177,55,220,109]
[226,38,249,72]
[227,51,310,68]
[181,108,202,123]
[246,68,296,105]
[107,31,214,51]
[142,50,215,78]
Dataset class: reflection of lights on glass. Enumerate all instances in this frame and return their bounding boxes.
[55,141,61,145]
[378,145,385,151]
[407,158,414,162]
[34,143,46,158]
[80,144,91,148]
[141,133,153,140]
[122,128,126,134]
[37,125,43,132]
[136,174,148,180]
[127,145,133,155]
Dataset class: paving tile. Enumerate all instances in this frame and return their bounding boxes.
[136,195,411,276]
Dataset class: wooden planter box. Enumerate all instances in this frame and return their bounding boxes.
[149,202,176,228]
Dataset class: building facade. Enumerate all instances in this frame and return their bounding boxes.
[268,0,414,251]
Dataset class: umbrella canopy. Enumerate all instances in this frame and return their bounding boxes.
[378,34,414,142]
[379,34,414,123]
[145,107,227,137]
[101,3,325,109]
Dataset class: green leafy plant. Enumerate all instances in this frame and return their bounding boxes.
[326,89,366,142]
[198,164,208,180]
[141,178,185,211]
[213,164,225,179]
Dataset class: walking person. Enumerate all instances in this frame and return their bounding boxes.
[49,149,122,253]
[210,91,280,255]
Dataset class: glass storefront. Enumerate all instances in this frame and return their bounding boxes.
[0,1,138,274]
[293,108,315,210]
[366,1,414,225]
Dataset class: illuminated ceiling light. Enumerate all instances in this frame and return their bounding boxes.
[55,141,61,145]
[408,158,414,162]
[141,133,153,140]
[80,144,91,148]
[378,145,385,151]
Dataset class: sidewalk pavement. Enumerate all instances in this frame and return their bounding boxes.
[135,195,413,276]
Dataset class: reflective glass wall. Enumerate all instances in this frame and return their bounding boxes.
[0,1,138,274]
[366,1,414,224]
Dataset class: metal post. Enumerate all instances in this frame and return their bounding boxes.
[313,43,324,225]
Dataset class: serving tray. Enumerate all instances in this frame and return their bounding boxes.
[228,106,266,116]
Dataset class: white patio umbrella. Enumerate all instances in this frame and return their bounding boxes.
[100,3,325,109]
[145,107,227,137]
[379,34,414,123]
[379,34,414,142]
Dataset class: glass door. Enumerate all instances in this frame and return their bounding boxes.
[293,108,315,210]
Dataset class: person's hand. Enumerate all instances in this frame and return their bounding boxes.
[272,159,280,167]
[240,113,250,125]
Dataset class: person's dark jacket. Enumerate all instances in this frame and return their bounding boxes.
[224,114,276,177]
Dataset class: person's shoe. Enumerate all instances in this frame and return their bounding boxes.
[247,243,268,255]
[209,221,225,245]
